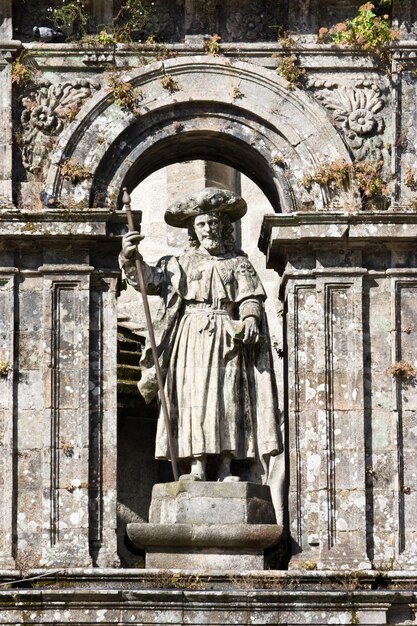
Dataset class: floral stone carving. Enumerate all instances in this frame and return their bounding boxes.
[19,80,100,174]
[223,2,277,42]
[309,79,388,165]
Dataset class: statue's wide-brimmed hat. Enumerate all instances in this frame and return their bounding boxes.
[164,187,247,228]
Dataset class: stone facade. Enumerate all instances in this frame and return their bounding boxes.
[2,0,417,623]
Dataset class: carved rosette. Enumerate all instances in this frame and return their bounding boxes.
[225,6,276,42]
[19,80,100,174]
[308,79,388,166]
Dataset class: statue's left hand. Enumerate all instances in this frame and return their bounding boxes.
[242,317,259,344]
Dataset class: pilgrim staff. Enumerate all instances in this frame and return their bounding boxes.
[122,188,179,481]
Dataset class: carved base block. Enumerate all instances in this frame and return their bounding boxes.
[127,481,282,571]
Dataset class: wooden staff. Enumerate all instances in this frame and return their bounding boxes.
[122,188,179,481]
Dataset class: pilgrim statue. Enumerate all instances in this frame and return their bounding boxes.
[120,188,281,483]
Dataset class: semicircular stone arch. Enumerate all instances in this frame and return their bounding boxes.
[45,56,358,213]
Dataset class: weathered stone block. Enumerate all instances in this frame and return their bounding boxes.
[129,481,281,570]
[149,482,277,525]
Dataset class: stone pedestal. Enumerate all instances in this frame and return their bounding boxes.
[127,482,282,570]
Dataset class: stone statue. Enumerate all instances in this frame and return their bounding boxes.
[120,188,281,483]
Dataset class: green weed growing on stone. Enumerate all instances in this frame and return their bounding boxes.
[404,167,417,192]
[331,2,397,52]
[301,158,389,208]
[60,158,91,183]
[160,74,180,93]
[11,53,35,86]
[107,74,143,115]
[203,34,221,56]
[145,37,177,61]
[302,159,352,191]
[228,574,299,590]
[272,156,285,167]
[0,360,11,376]
[146,571,206,590]
[353,160,387,200]
[318,2,398,60]
[276,54,305,90]
[231,86,243,100]
[387,360,416,381]
[350,610,360,625]
[278,32,295,48]
[96,29,116,46]
[61,439,74,457]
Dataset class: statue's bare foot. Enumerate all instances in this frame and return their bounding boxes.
[179,473,202,481]
[217,467,240,482]
[179,456,206,481]
[218,452,240,482]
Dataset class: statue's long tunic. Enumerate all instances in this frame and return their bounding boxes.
[121,247,281,469]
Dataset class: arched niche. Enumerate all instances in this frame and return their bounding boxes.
[44,56,358,213]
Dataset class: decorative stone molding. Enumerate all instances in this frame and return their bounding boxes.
[42,56,354,213]
[82,50,115,66]
[0,577,410,624]
[19,80,100,174]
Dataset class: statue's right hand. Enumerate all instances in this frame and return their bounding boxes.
[122,231,144,259]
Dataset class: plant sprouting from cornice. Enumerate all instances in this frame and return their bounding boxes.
[318,1,398,55]
[354,160,387,199]
[276,54,305,90]
[203,34,221,56]
[11,52,37,86]
[301,158,389,208]
[302,159,352,192]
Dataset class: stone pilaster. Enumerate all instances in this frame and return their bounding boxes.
[89,273,120,567]
[38,263,93,567]
[285,262,369,569]
[0,39,19,207]
[261,212,417,570]
[385,268,417,570]
[0,265,17,568]
[0,211,123,568]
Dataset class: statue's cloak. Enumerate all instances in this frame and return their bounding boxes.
[121,249,282,481]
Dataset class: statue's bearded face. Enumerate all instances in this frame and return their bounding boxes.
[193,213,224,253]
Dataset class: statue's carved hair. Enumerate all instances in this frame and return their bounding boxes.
[187,214,237,251]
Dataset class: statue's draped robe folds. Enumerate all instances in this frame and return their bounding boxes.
[120,248,282,483]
